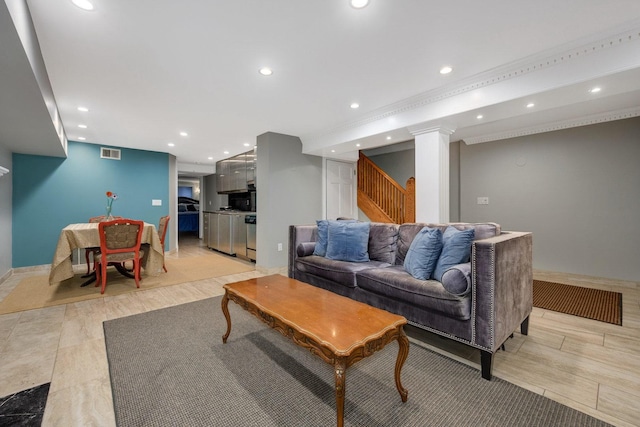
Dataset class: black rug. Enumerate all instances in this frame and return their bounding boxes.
[0,383,49,426]
[103,297,612,427]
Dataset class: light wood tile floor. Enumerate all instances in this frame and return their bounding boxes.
[1,234,638,426]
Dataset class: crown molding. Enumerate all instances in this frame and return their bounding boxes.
[462,106,640,145]
[408,125,456,136]
[302,20,640,147]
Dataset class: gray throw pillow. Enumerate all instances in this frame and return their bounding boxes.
[296,242,316,257]
[440,262,472,295]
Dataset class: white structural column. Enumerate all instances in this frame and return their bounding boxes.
[410,126,454,223]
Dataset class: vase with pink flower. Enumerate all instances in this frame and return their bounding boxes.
[105,191,118,219]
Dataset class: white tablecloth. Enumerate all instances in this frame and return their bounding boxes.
[49,222,164,285]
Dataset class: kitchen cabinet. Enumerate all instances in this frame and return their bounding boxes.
[246,150,256,186]
[216,161,231,193]
[216,149,255,194]
[203,211,210,247]
[230,153,247,192]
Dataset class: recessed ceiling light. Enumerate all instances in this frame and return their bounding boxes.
[526,103,535,108]
[179,131,188,137]
[350,103,359,109]
[386,136,391,140]
[71,0,94,11]
[78,124,87,128]
[331,149,336,153]
[356,143,361,147]
[259,67,273,76]
[77,106,89,112]
[350,0,369,9]
[77,137,86,141]
[243,143,250,147]
[476,114,483,119]
[223,151,229,155]
[440,66,453,75]
[168,143,175,147]
[208,157,213,160]
[589,87,601,93]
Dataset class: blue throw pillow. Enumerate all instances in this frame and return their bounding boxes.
[313,220,329,256]
[403,227,443,280]
[325,221,370,262]
[433,226,475,282]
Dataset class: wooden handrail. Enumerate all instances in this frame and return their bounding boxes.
[357,152,415,224]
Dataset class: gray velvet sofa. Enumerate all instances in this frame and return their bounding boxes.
[288,221,533,380]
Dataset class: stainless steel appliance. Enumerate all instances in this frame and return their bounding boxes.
[245,214,256,261]
[217,212,234,255]
[208,212,219,251]
[233,212,248,259]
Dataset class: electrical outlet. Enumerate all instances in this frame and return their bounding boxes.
[477,197,489,205]
[277,243,283,252]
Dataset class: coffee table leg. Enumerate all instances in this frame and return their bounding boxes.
[394,327,409,402]
[221,292,231,343]
[334,358,347,427]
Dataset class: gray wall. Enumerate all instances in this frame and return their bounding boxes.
[0,144,11,279]
[460,117,640,282]
[256,132,322,269]
[368,148,415,188]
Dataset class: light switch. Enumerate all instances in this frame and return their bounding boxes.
[477,197,489,205]
[152,199,162,206]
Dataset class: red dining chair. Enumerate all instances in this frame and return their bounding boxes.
[94,219,144,294]
[85,215,123,274]
[158,215,170,272]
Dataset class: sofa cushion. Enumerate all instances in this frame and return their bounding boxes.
[440,262,472,295]
[396,223,428,265]
[368,223,399,264]
[449,222,501,240]
[433,226,475,282]
[312,220,329,257]
[326,221,370,262]
[403,227,443,280]
[295,255,390,288]
[356,266,471,320]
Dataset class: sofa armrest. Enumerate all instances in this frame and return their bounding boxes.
[471,231,533,352]
[288,225,318,278]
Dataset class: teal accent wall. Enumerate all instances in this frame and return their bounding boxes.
[12,141,169,267]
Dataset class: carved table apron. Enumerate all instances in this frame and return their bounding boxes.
[221,274,409,427]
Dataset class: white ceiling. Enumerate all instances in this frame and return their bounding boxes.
[3,1,640,170]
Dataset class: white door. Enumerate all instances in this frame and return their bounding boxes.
[326,159,356,220]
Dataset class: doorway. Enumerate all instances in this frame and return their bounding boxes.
[326,159,356,220]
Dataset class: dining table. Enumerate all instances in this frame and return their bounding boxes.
[48,222,165,286]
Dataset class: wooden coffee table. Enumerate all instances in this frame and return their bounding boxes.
[221,274,409,427]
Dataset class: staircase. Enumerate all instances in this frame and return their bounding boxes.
[357,152,415,224]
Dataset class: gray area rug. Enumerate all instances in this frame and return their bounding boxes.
[103,297,612,427]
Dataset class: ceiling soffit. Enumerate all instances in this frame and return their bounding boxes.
[301,21,640,156]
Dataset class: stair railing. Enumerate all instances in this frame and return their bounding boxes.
[357,152,415,224]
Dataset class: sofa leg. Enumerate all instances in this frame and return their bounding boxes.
[521,315,530,336]
[480,350,493,380]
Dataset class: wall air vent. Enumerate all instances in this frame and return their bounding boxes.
[101,147,121,160]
